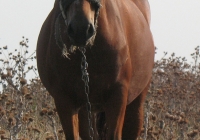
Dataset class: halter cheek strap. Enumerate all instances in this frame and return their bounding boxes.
[59,0,68,26]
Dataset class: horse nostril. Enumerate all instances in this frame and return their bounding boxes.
[67,22,95,45]
[67,24,75,39]
[87,23,95,39]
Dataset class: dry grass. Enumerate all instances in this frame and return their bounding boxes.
[138,47,200,140]
[0,38,199,140]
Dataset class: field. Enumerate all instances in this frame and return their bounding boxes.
[0,38,199,140]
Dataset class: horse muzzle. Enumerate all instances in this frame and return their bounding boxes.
[67,22,95,46]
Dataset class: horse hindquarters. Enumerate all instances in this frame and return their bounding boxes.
[122,81,150,140]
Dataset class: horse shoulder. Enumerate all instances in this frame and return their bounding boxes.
[37,9,59,91]
[120,1,154,104]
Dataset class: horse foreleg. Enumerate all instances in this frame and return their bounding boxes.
[79,106,99,140]
[54,96,79,140]
[122,81,150,140]
[105,85,128,140]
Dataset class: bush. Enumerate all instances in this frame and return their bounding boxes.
[139,47,200,140]
[0,37,64,140]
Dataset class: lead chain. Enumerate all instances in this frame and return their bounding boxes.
[79,47,94,140]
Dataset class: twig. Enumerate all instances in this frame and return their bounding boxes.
[144,102,150,140]
[47,115,59,140]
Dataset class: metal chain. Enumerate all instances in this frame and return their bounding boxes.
[79,47,94,140]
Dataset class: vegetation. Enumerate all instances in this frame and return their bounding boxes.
[0,38,199,140]
[139,47,200,140]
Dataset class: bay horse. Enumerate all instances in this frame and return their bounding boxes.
[37,0,154,139]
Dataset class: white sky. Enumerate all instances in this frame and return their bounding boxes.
[149,0,200,63]
[0,0,200,63]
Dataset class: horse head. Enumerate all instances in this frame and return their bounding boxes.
[60,0,101,47]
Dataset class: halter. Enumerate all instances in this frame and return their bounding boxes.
[55,0,101,58]
[59,0,68,26]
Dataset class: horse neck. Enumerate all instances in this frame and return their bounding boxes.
[99,0,151,26]
[97,0,120,30]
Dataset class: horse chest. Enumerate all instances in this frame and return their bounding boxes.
[53,50,122,102]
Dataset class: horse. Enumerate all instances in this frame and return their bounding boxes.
[36,0,154,139]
